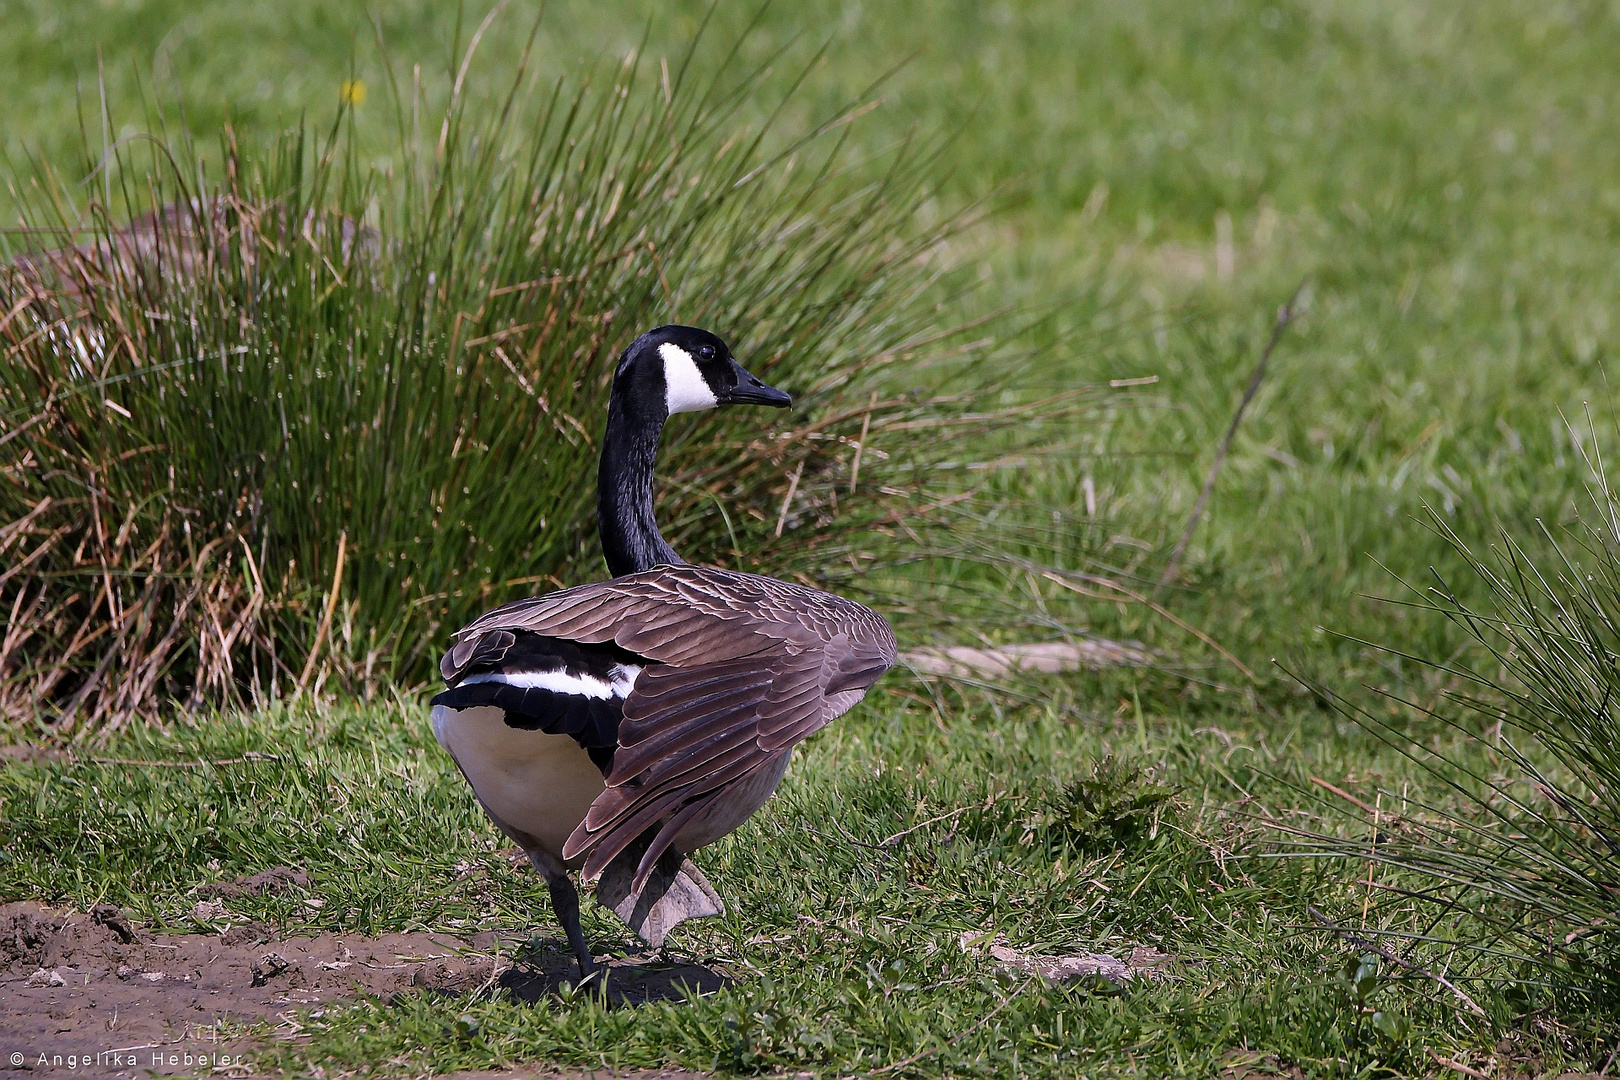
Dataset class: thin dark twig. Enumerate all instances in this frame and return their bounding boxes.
[818,817,888,851]
[876,797,992,848]
[811,802,991,854]
[1308,905,1487,1018]
[1041,569,1260,684]
[1158,281,1308,590]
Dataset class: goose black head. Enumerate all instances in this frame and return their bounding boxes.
[615,325,792,417]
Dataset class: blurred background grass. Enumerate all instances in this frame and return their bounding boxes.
[5,0,1618,681]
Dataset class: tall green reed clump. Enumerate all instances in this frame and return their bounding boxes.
[0,27,1087,736]
[1275,449,1620,1001]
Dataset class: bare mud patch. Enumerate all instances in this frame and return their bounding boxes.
[0,902,724,1077]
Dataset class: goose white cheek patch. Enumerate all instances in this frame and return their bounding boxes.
[660,343,720,414]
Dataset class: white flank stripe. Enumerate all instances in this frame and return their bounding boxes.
[660,342,719,414]
[460,669,620,700]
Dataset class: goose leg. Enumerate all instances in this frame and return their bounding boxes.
[526,850,598,982]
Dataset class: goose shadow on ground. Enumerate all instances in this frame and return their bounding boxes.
[493,939,730,1007]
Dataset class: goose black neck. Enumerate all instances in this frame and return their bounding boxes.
[598,391,683,577]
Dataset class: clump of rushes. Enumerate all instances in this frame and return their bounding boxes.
[0,19,1105,735]
[1275,447,1620,1000]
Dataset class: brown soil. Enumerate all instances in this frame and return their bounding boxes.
[194,868,311,900]
[0,901,725,1078]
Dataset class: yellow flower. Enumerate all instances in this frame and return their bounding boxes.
[340,80,367,107]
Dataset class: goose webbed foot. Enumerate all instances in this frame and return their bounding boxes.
[594,831,725,949]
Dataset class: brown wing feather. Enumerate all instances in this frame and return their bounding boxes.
[564,651,830,888]
[447,567,894,669]
[441,565,897,887]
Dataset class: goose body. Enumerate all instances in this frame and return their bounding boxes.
[430,326,895,974]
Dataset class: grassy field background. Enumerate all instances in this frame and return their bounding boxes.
[7,0,1620,671]
[3,1,1620,1075]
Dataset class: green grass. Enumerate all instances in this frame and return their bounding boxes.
[6,2,1620,672]
[3,687,1608,1077]
[5,0,1620,1075]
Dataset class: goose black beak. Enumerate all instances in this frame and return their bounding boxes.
[724,361,792,408]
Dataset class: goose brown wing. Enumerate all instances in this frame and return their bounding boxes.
[443,565,897,675]
[561,643,836,888]
[440,565,896,887]
[443,570,769,679]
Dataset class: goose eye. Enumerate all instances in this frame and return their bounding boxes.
[698,345,716,361]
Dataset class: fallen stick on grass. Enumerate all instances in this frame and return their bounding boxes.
[1427,1050,1491,1079]
[902,638,1153,678]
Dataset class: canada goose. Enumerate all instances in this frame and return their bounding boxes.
[430,325,896,979]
